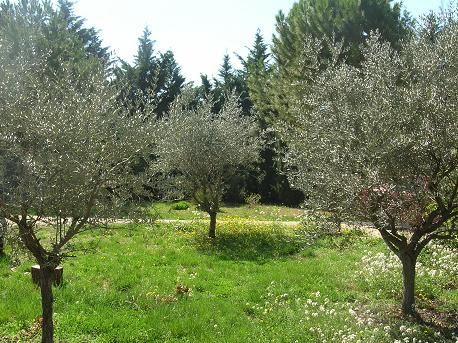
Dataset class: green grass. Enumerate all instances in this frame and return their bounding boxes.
[0,221,456,342]
[151,201,304,221]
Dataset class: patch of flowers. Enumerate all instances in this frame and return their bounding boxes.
[356,243,458,292]
[246,279,458,343]
[246,282,384,342]
[419,244,458,278]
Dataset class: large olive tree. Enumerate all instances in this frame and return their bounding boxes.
[281,14,458,316]
[155,92,261,238]
[0,35,156,343]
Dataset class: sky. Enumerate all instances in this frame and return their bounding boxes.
[70,0,446,83]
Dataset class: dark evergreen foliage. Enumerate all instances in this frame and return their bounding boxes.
[115,27,185,118]
[271,0,413,120]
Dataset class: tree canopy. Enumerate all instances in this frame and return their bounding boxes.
[2,0,454,340]
[0,0,111,78]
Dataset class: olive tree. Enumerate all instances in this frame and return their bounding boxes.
[0,39,156,343]
[281,15,458,316]
[155,93,261,238]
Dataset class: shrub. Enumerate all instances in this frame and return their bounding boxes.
[245,193,262,208]
[171,201,191,211]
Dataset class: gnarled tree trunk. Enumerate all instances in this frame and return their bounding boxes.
[400,251,417,316]
[379,227,421,317]
[208,211,217,238]
[40,266,55,343]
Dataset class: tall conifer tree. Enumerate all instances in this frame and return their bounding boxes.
[116,27,185,118]
[271,0,412,120]
[242,30,303,204]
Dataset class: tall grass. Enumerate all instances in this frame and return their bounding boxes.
[0,222,456,342]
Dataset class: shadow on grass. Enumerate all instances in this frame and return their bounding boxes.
[415,307,458,338]
[0,254,7,268]
[193,228,306,262]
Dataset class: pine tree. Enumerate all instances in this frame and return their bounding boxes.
[212,54,234,113]
[244,30,273,126]
[116,27,185,118]
[155,50,186,117]
[271,0,413,120]
[217,54,234,88]
[57,0,111,67]
[243,30,303,205]
[134,27,157,96]
[0,0,109,82]
[213,54,251,115]
[199,74,213,98]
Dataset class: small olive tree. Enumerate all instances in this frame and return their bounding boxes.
[155,92,261,238]
[281,15,458,316]
[0,40,156,343]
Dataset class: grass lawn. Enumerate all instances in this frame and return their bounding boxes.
[0,220,457,342]
[151,201,304,222]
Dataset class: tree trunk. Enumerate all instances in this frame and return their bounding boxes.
[0,217,6,257]
[0,230,4,257]
[400,253,417,316]
[40,266,54,343]
[208,212,217,238]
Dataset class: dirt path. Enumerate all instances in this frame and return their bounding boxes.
[6,217,382,238]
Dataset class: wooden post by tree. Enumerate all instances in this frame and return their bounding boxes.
[31,265,64,287]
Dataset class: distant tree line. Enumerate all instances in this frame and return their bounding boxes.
[113,0,412,206]
[0,0,414,219]
[0,0,412,207]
